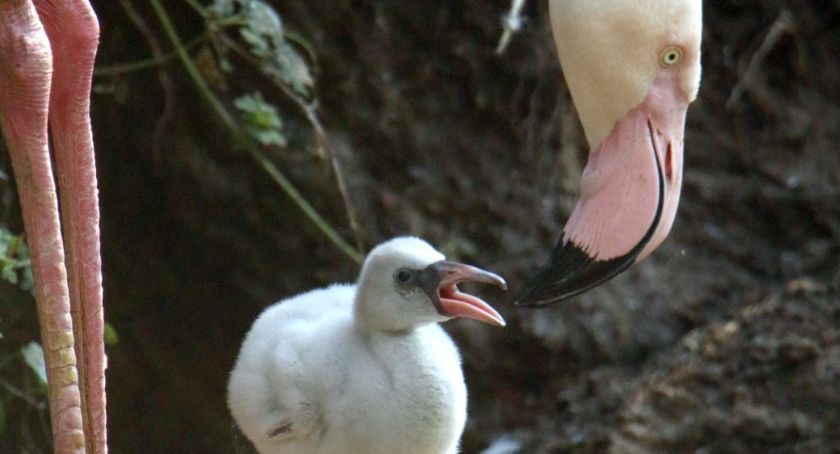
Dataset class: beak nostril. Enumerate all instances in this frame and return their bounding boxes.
[665,142,674,181]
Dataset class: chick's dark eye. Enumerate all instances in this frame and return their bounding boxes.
[395,269,413,284]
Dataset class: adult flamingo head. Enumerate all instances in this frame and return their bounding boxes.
[518,0,703,306]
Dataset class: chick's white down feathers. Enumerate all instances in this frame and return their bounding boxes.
[228,237,504,454]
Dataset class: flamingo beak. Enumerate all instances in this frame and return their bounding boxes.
[517,75,687,307]
[421,261,507,326]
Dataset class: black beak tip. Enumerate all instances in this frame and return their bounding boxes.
[515,239,639,308]
[513,299,541,308]
[513,284,571,308]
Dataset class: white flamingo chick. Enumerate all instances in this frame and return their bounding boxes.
[228,237,507,454]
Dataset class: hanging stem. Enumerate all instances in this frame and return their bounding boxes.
[302,102,365,255]
[496,0,527,55]
[150,0,363,264]
[216,29,366,257]
[93,35,205,77]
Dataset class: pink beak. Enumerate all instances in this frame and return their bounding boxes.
[518,71,687,306]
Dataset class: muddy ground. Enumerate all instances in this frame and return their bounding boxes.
[1,0,838,452]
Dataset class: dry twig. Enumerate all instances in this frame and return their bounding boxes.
[116,0,177,167]
[726,10,795,111]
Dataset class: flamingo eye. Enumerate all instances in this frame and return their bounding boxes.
[660,47,683,67]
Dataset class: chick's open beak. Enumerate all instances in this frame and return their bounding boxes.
[421,261,507,327]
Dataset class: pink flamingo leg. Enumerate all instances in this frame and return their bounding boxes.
[0,0,85,452]
[35,0,106,452]
[0,0,104,452]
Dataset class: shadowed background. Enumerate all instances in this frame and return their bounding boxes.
[1,0,838,452]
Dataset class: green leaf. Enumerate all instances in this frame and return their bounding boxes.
[18,257,33,293]
[240,28,268,56]
[1,266,16,285]
[21,342,47,386]
[233,0,314,97]
[0,399,5,436]
[104,322,120,347]
[208,0,234,17]
[234,93,287,146]
[254,130,286,147]
[270,43,314,97]
[219,56,234,73]
[243,1,284,39]
[0,228,34,292]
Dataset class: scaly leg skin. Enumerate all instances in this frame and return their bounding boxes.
[0,0,85,452]
[35,1,107,452]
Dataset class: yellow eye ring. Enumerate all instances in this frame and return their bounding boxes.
[660,47,683,66]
